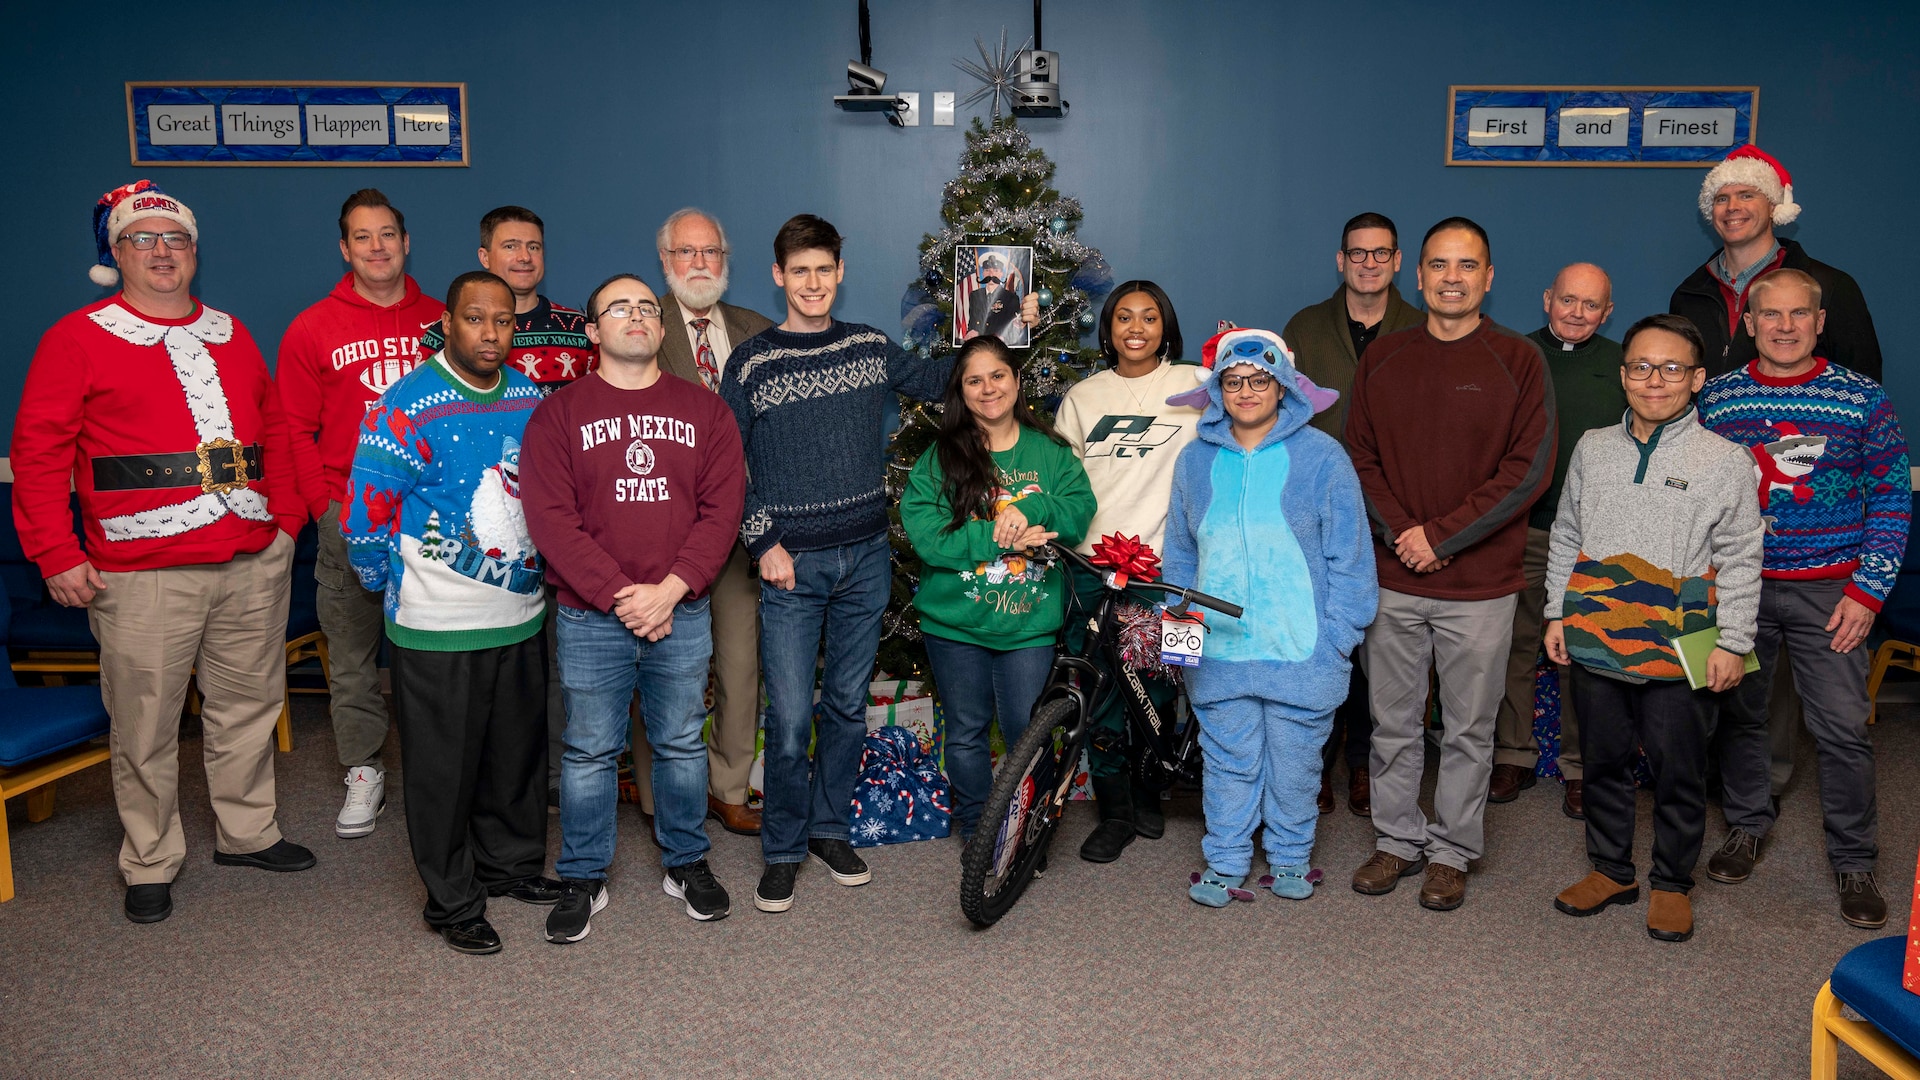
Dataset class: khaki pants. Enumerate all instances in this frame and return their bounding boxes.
[315,500,389,769]
[90,532,293,884]
[632,542,761,810]
[1493,526,1582,779]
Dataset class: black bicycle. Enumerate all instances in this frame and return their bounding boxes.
[958,541,1242,927]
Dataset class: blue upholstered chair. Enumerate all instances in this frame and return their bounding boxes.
[1866,493,1920,725]
[0,583,111,903]
[1,482,101,680]
[1813,935,1920,1079]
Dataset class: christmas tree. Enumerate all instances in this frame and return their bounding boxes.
[878,116,1114,678]
[419,510,445,561]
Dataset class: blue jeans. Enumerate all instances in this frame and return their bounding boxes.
[555,599,713,877]
[758,534,890,863]
[921,633,1053,838]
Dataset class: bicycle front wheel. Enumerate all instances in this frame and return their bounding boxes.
[959,697,1083,927]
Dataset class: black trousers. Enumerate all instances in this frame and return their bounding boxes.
[1569,665,1710,893]
[1321,664,1372,773]
[392,634,549,927]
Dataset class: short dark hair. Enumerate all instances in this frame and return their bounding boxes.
[1621,313,1706,367]
[445,270,511,312]
[339,188,405,241]
[583,273,648,320]
[1097,280,1184,364]
[774,214,843,266]
[480,205,544,247]
[1341,212,1398,250]
[1420,216,1491,261]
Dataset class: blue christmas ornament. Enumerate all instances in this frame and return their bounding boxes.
[905,303,943,339]
[1071,253,1113,295]
[1035,286,1053,308]
[1049,216,1068,235]
[1076,310,1096,330]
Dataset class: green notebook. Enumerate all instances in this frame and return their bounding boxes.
[1670,625,1762,690]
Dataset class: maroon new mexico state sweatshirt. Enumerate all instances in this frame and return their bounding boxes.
[519,371,746,612]
[1343,318,1556,601]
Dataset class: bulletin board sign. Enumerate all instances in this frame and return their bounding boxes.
[1446,86,1758,168]
[126,82,468,167]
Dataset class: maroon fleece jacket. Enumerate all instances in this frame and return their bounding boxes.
[1344,317,1556,601]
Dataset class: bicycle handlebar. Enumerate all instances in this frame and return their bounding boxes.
[1049,543,1245,620]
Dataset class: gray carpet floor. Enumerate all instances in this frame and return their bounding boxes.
[2,695,1912,1079]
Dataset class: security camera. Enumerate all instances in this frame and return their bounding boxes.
[1011,49,1065,117]
[835,59,909,124]
[845,61,888,96]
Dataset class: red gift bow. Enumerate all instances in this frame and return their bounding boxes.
[1089,533,1161,589]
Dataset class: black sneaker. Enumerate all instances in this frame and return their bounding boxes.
[808,838,871,886]
[544,879,608,943]
[754,862,798,913]
[664,859,731,921]
[490,875,566,905]
[547,786,561,815]
[1837,871,1889,929]
[441,917,502,955]
[125,883,172,924]
[213,838,317,873]
[1705,828,1761,884]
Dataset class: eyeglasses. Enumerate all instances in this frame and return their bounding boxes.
[1341,247,1396,264]
[665,246,726,263]
[1219,373,1274,392]
[1623,361,1695,382]
[596,300,662,322]
[121,231,191,251]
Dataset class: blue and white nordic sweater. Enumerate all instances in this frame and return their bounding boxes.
[1698,358,1910,611]
[344,354,546,651]
[1161,340,1379,712]
[718,320,948,556]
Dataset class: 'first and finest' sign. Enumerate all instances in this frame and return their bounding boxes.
[130,83,467,167]
[1449,87,1757,167]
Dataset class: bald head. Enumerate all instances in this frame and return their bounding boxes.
[1542,262,1614,346]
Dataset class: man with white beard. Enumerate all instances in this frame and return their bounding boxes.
[646,208,775,837]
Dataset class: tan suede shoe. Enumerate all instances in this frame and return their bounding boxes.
[1554,870,1638,916]
[1647,888,1694,942]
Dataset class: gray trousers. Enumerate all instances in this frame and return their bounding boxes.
[315,500,390,769]
[1717,578,1876,873]
[1366,588,1518,872]
[1494,527,1581,779]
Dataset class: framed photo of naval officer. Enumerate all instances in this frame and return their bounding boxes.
[954,244,1032,348]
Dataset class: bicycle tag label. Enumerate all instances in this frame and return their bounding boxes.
[1160,610,1205,667]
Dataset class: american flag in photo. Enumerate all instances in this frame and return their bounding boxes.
[954,247,980,338]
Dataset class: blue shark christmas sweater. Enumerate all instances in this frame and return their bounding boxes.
[1698,358,1910,611]
[1161,336,1379,712]
[344,353,547,650]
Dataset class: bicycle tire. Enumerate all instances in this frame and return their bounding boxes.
[959,697,1083,927]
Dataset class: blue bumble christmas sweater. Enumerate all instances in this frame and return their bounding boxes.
[344,354,547,650]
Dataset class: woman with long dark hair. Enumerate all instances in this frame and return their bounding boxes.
[902,336,1094,841]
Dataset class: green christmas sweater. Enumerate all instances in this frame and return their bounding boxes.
[902,427,1095,651]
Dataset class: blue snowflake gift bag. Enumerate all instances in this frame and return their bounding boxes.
[849,726,951,847]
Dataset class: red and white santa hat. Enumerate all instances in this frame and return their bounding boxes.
[1697,145,1800,227]
[90,180,199,287]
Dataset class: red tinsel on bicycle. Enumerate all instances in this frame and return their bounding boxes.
[1115,602,1182,681]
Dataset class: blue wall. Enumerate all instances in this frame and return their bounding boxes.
[6,1,1916,443]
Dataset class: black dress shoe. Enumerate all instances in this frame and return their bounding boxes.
[1837,871,1889,929]
[489,875,566,905]
[213,839,317,872]
[440,917,503,955]
[125,883,173,924]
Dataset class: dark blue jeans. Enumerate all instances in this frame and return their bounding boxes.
[921,633,1054,838]
[758,534,891,863]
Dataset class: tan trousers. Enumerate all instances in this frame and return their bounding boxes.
[633,542,761,810]
[89,532,293,884]
[1494,526,1582,780]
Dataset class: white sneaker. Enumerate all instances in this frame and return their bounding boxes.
[336,766,385,838]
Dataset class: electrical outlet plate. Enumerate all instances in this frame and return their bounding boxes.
[934,91,955,126]
[897,91,919,126]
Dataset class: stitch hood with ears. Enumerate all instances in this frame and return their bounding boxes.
[1159,326,1378,712]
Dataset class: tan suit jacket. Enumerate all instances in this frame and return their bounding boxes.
[658,294,775,388]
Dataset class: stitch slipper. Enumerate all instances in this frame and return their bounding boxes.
[1189,869,1258,907]
[1265,864,1324,900]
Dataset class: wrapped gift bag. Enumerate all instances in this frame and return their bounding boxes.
[849,726,951,847]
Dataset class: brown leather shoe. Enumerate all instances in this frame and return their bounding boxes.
[1647,888,1694,942]
[1554,870,1638,916]
[1351,849,1426,895]
[1316,771,1335,815]
[1348,766,1371,816]
[1487,763,1536,803]
[1419,863,1468,911]
[1561,779,1585,820]
[707,795,762,836]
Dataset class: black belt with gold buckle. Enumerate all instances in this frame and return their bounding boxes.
[92,440,264,494]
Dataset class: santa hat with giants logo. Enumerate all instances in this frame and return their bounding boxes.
[89,179,199,287]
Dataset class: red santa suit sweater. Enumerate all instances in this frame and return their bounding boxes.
[10,295,303,577]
